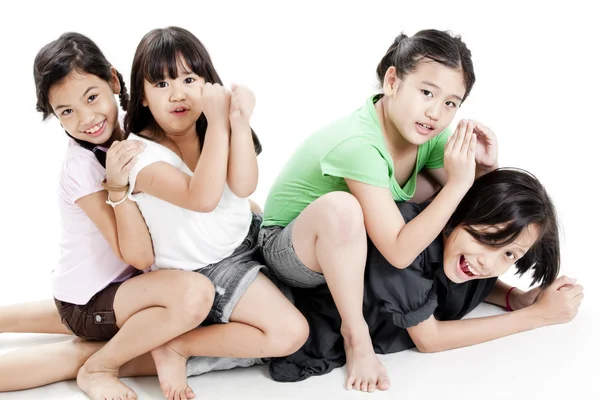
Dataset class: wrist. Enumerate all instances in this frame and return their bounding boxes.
[102,178,129,192]
[107,190,127,204]
[443,178,471,195]
[520,302,546,329]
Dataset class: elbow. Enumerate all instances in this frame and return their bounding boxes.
[388,253,412,270]
[413,338,440,353]
[229,179,258,199]
[191,196,220,213]
[126,254,155,271]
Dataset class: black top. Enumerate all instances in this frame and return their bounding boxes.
[269,202,498,382]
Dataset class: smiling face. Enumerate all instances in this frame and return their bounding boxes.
[442,223,541,284]
[49,70,122,145]
[382,59,466,145]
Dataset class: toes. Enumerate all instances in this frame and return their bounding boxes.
[353,379,362,391]
[345,377,355,390]
[360,381,369,392]
[185,386,196,399]
[377,376,391,391]
[127,390,138,400]
[368,381,377,393]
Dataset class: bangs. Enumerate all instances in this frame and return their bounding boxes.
[464,220,527,248]
[140,32,206,84]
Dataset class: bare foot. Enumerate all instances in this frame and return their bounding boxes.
[342,325,390,392]
[77,363,137,400]
[151,344,195,400]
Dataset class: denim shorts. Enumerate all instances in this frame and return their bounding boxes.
[258,220,326,289]
[196,213,265,324]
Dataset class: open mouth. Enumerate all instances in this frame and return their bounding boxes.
[415,122,434,135]
[84,120,106,137]
[458,255,481,277]
[172,107,189,115]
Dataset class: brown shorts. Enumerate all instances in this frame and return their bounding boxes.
[54,281,123,341]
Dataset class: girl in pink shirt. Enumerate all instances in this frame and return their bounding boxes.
[5,32,216,400]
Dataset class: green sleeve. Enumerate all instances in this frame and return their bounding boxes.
[424,128,451,169]
[320,137,390,188]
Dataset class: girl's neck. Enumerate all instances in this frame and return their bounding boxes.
[163,128,198,149]
[376,96,415,157]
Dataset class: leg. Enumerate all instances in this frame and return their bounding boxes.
[77,270,214,400]
[150,272,308,398]
[0,299,71,335]
[0,338,102,391]
[0,338,163,392]
[293,192,389,392]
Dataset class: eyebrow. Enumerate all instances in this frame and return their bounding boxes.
[421,81,464,103]
[55,86,99,110]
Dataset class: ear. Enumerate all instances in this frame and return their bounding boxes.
[142,96,148,107]
[383,66,399,96]
[109,67,121,95]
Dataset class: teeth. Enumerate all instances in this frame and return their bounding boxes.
[464,258,480,276]
[85,121,103,134]
[418,123,432,129]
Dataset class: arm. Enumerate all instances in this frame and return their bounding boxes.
[227,84,258,198]
[426,119,499,185]
[135,83,231,212]
[347,179,469,269]
[85,140,154,270]
[76,191,153,270]
[346,121,476,269]
[407,276,583,353]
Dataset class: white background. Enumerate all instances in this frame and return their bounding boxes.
[0,0,598,399]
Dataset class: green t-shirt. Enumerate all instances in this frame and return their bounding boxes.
[262,94,450,227]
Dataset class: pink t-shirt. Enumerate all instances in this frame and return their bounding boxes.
[52,140,136,305]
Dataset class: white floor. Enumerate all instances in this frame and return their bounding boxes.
[1,1,599,399]
[1,301,598,400]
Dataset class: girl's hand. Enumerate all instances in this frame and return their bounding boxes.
[444,119,477,191]
[105,140,145,187]
[532,276,583,326]
[469,120,499,170]
[200,82,231,129]
[229,84,256,127]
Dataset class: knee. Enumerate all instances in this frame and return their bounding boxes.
[268,311,309,357]
[176,272,215,325]
[319,192,364,240]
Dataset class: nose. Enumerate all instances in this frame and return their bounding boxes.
[169,81,186,102]
[476,254,495,276]
[79,107,95,128]
[425,101,441,121]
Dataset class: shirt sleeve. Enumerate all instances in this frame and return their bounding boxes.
[365,201,439,328]
[60,153,106,204]
[127,137,168,199]
[320,137,390,188]
[424,128,451,169]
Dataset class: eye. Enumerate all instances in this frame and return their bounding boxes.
[505,251,517,260]
[87,94,98,103]
[421,89,433,97]
[184,77,195,84]
[156,82,168,88]
[445,100,457,108]
[61,109,73,116]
